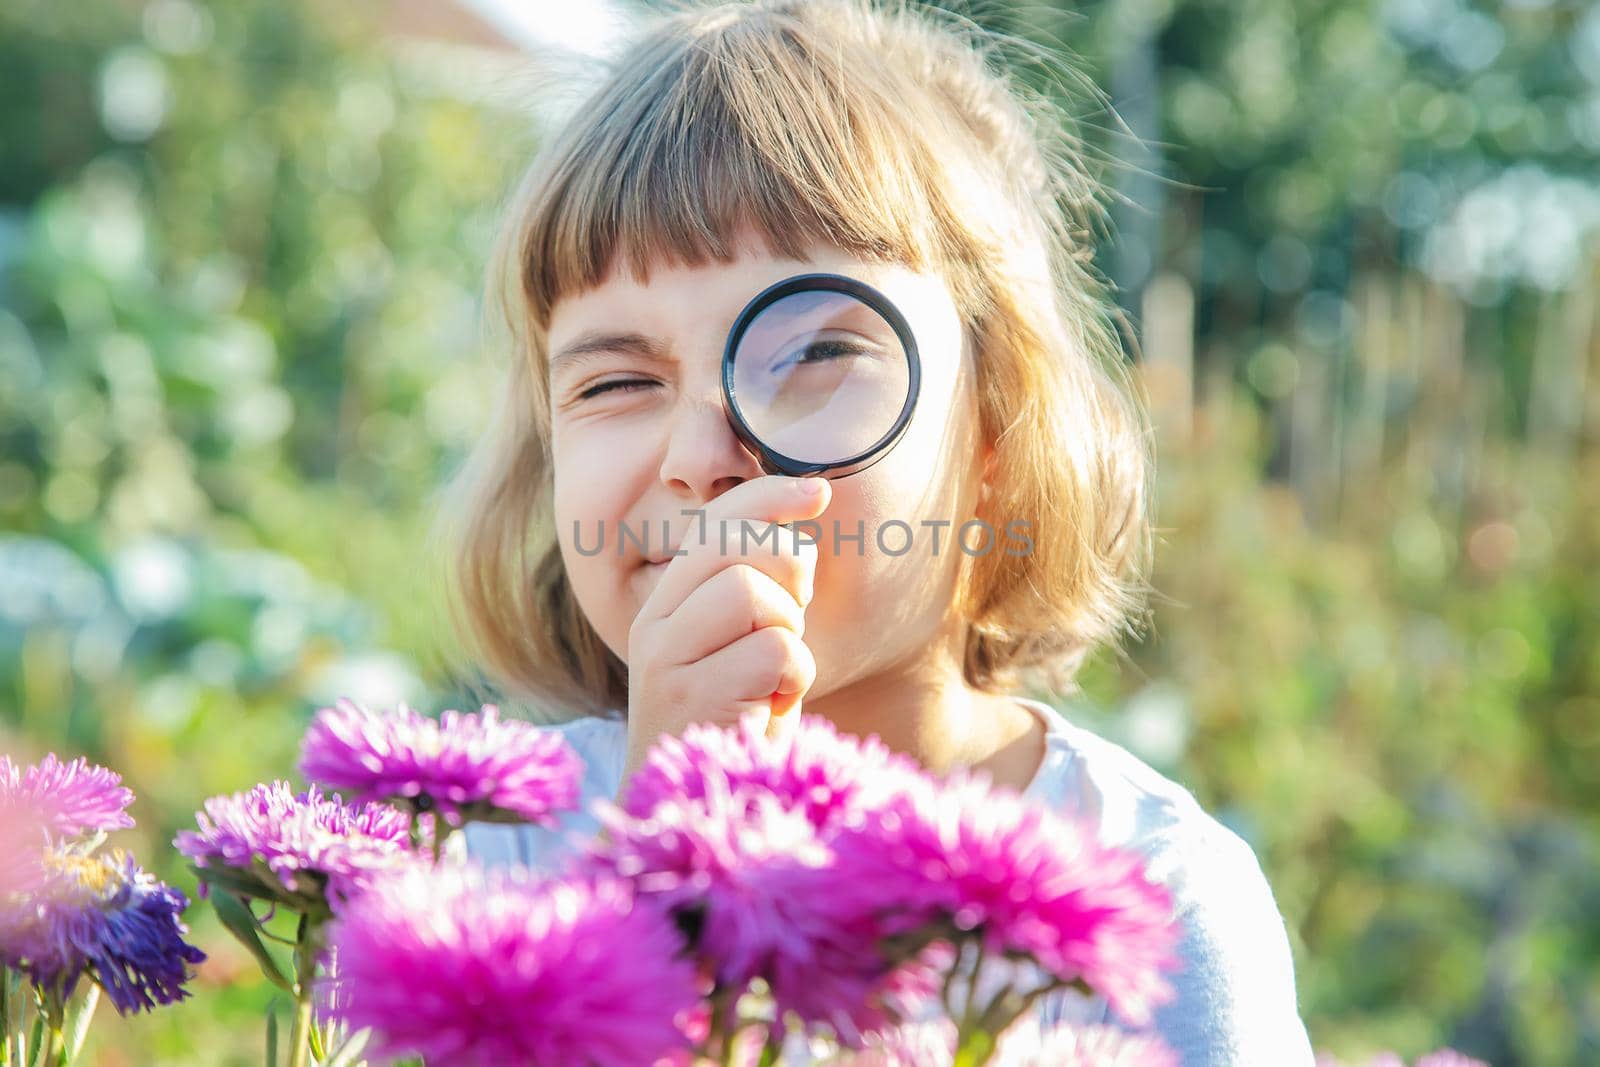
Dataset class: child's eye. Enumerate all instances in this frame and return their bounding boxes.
[772,339,875,373]
[578,378,657,400]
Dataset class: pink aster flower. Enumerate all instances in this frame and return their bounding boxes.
[324,862,701,1067]
[299,699,582,828]
[595,764,940,1049]
[620,711,925,831]
[818,771,1182,1029]
[1,753,134,840]
[174,781,412,912]
[0,793,53,909]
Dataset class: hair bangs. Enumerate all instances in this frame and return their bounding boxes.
[516,5,955,334]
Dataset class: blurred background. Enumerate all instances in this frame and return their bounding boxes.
[1,0,1595,1063]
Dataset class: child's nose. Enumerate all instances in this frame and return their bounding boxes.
[657,393,765,504]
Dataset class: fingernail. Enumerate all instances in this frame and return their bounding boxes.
[797,477,827,497]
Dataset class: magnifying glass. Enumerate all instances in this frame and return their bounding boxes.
[721,272,921,480]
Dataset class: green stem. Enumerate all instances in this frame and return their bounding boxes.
[954,944,983,1039]
[1,967,12,1067]
[36,992,66,1067]
[286,996,312,1067]
[951,1031,997,1067]
[951,945,1007,1067]
[972,968,1028,1039]
[37,1025,59,1067]
[698,980,752,1066]
[430,822,453,866]
[973,976,1067,1039]
[707,986,734,1066]
[719,1012,773,1067]
[939,946,960,1020]
[286,914,317,1067]
[2,967,27,1067]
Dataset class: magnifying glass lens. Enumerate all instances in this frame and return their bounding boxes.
[727,289,912,467]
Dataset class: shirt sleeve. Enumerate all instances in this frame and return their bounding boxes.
[1136,820,1317,1067]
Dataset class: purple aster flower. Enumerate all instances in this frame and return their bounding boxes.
[591,782,830,980]
[1,753,135,840]
[597,712,940,1043]
[588,768,938,1046]
[817,772,1182,1030]
[324,862,701,1067]
[174,781,412,913]
[1,847,204,1015]
[299,699,582,828]
[620,711,925,831]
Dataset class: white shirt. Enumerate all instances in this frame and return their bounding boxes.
[464,698,1317,1066]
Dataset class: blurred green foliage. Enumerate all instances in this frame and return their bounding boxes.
[1,0,1596,1064]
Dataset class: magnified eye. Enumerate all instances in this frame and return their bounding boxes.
[725,276,917,472]
[771,338,877,372]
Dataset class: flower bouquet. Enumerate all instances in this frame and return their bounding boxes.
[183,699,1189,1066]
[2,701,1494,1067]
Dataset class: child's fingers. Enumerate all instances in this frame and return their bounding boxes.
[690,624,816,710]
[658,563,807,666]
[621,475,828,786]
[638,475,828,621]
[642,525,817,627]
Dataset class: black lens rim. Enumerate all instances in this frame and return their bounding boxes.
[721,272,922,479]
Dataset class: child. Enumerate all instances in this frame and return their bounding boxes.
[449,0,1315,1061]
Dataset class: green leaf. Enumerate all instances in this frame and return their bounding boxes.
[190,864,280,903]
[210,894,295,993]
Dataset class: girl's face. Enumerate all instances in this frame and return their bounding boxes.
[545,229,992,704]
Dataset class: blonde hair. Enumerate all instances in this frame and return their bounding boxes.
[432,0,1157,720]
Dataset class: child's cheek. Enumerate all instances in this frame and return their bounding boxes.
[549,446,638,658]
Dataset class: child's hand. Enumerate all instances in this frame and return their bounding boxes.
[621,474,832,788]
